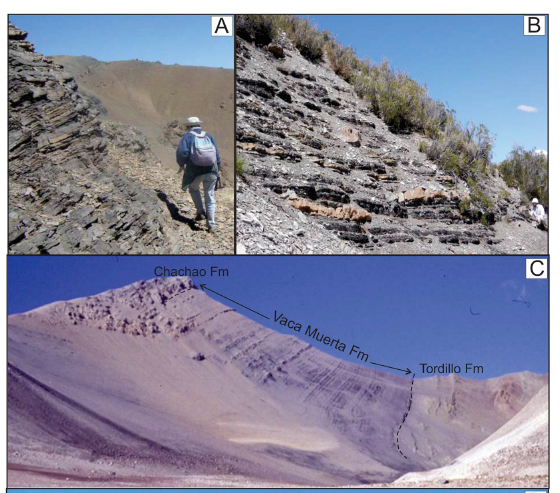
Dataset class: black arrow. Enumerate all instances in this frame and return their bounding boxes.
[199,284,270,320]
[201,285,410,373]
[369,361,411,375]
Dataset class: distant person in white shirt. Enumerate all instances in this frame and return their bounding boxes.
[530,198,547,230]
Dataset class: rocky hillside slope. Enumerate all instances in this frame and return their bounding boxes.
[8,277,548,486]
[8,24,233,254]
[235,37,547,255]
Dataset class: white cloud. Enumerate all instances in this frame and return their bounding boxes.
[500,279,527,300]
[517,105,539,113]
[534,149,548,156]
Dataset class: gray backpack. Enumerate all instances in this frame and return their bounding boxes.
[189,130,217,167]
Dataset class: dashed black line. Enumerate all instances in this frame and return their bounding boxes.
[396,372,415,459]
[162,287,195,305]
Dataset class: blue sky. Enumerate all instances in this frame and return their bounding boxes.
[8,15,234,69]
[8,256,548,379]
[308,15,548,163]
[7,15,545,160]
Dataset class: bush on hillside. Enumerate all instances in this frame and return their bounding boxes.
[499,146,548,207]
[274,15,326,62]
[236,15,277,46]
[325,40,363,81]
[236,154,246,178]
[422,121,495,179]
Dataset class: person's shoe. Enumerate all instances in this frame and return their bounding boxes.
[207,225,217,234]
[195,212,206,221]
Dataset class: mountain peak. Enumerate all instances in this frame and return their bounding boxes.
[112,276,197,299]
[8,275,548,485]
[12,276,217,337]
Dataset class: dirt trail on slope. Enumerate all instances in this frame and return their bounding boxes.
[103,126,234,253]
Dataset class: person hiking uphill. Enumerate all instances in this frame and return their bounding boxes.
[176,117,221,233]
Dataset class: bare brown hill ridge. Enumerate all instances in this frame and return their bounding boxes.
[8,24,233,254]
[235,36,547,255]
[8,277,548,487]
[52,55,234,183]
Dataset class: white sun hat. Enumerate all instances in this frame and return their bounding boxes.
[186,116,203,126]
[532,198,539,204]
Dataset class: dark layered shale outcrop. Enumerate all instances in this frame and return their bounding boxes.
[235,36,547,255]
[9,24,234,255]
[8,23,169,254]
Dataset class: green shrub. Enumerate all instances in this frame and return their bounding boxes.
[470,183,495,214]
[499,146,548,207]
[275,15,325,62]
[459,180,495,224]
[418,140,429,153]
[420,119,495,183]
[459,198,471,214]
[325,40,360,81]
[498,188,510,201]
[236,154,246,178]
[236,15,325,62]
[236,15,277,46]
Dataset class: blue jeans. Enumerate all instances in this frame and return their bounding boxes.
[188,172,218,227]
